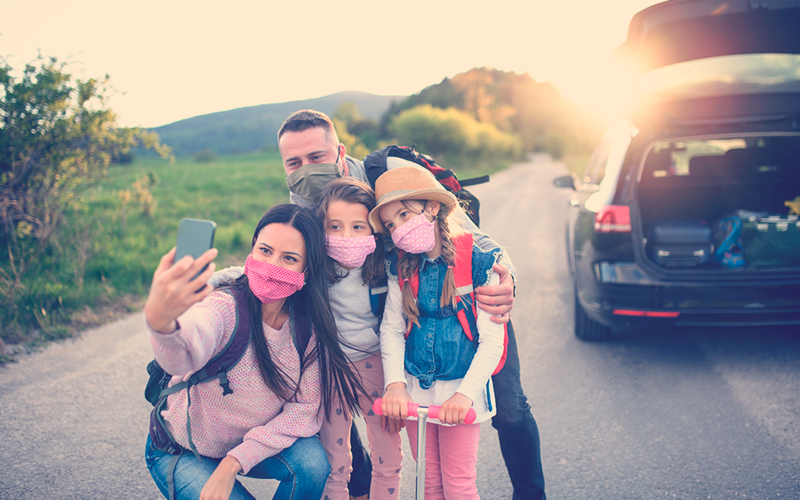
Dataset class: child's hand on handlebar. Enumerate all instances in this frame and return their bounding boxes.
[438,392,474,425]
[381,382,413,420]
[373,397,478,424]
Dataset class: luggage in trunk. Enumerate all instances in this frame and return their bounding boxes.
[636,135,800,271]
[740,214,800,268]
[647,220,713,267]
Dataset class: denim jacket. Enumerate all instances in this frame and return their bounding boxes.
[387,245,500,389]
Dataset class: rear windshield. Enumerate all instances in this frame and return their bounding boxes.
[640,54,800,104]
[639,135,800,186]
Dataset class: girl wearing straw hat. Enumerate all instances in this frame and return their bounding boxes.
[372,165,505,499]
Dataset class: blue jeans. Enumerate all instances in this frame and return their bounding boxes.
[145,434,329,500]
[347,417,372,497]
[491,319,546,500]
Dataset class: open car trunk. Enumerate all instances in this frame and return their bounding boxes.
[616,0,800,74]
[636,133,800,271]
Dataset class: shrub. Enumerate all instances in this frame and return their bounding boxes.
[0,54,170,335]
[388,104,522,167]
[193,149,218,163]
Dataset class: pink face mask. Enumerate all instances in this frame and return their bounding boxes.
[325,234,376,268]
[391,212,436,254]
[244,255,305,304]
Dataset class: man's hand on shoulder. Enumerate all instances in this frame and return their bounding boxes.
[474,263,514,324]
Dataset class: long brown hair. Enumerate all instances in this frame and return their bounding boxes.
[223,204,366,421]
[318,177,386,286]
[395,200,460,326]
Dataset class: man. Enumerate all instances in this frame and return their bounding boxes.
[278,110,546,500]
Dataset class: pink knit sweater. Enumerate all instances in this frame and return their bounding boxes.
[147,291,322,474]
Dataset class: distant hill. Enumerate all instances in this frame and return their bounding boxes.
[151,91,405,157]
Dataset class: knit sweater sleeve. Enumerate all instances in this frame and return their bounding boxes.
[227,335,323,474]
[147,291,236,376]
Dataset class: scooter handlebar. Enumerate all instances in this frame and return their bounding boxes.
[372,398,476,425]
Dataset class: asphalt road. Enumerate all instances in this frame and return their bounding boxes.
[2,155,799,499]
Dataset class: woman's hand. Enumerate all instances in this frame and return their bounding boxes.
[474,263,514,324]
[381,382,413,421]
[144,247,218,333]
[199,455,242,500]
[438,392,474,425]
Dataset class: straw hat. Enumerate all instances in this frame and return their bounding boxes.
[368,165,457,233]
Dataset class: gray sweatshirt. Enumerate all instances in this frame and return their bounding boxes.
[328,264,381,363]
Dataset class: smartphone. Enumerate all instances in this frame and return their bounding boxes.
[174,218,217,282]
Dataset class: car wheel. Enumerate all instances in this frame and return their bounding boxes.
[574,291,612,341]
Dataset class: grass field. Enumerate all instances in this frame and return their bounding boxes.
[0,152,288,356]
[88,151,290,286]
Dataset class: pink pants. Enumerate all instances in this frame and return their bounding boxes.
[406,421,481,500]
[319,354,403,500]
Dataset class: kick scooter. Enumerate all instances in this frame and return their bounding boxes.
[373,398,476,500]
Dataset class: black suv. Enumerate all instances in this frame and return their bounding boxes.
[554,0,800,340]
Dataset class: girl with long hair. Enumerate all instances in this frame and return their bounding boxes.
[315,178,403,500]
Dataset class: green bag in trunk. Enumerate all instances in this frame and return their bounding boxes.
[741,216,800,268]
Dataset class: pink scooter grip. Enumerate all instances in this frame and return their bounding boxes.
[372,398,477,424]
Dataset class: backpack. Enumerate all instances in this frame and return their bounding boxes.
[397,233,508,376]
[712,215,745,268]
[363,145,489,228]
[145,286,311,459]
[368,277,388,319]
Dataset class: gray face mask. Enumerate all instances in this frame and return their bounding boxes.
[285,150,342,205]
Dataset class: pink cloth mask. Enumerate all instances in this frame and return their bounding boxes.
[325,234,377,268]
[391,212,436,253]
[244,255,305,304]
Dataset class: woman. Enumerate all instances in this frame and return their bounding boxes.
[144,204,364,500]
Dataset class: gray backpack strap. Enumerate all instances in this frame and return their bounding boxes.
[166,450,183,500]
[182,288,250,461]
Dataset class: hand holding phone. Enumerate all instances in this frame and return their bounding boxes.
[144,219,218,333]
[174,218,216,286]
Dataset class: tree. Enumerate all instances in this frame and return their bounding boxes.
[332,117,370,160]
[334,101,380,151]
[381,68,605,159]
[450,67,516,131]
[333,101,363,125]
[388,105,521,167]
[0,55,171,321]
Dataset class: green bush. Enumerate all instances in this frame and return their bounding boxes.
[0,55,170,346]
[193,148,218,163]
[388,104,522,168]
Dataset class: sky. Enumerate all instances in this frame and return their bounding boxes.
[1,0,661,128]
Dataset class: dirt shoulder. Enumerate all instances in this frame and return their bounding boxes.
[1,294,145,364]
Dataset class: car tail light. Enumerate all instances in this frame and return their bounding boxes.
[594,205,631,233]
[613,309,680,318]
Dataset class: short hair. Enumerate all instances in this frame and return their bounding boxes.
[277,109,338,143]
